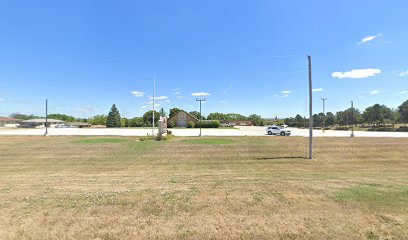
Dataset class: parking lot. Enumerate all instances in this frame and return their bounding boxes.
[0,126,408,137]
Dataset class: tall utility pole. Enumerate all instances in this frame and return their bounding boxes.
[44,99,48,136]
[152,76,156,137]
[321,97,327,132]
[350,100,355,137]
[308,55,313,159]
[196,98,206,137]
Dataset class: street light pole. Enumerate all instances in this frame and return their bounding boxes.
[321,97,327,133]
[196,98,206,137]
[44,99,48,136]
[308,55,313,159]
[351,100,355,137]
[152,76,156,137]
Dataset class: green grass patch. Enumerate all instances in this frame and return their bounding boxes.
[181,138,236,145]
[334,184,408,212]
[71,138,129,144]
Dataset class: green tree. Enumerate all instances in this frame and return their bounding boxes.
[325,112,336,126]
[159,108,167,117]
[89,115,107,125]
[189,111,202,119]
[398,99,408,123]
[106,104,122,128]
[207,112,226,120]
[143,110,160,126]
[47,114,75,122]
[248,114,264,126]
[9,113,40,120]
[169,108,181,118]
[129,117,145,127]
[363,104,393,126]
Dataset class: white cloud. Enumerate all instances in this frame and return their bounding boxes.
[400,71,408,77]
[0,98,5,102]
[175,91,180,95]
[332,68,382,79]
[359,34,381,44]
[75,106,98,113]
[176,95,184,99]
[399,90,408,94]
[149,96,168,100]
[282,94,289,98]
[165,99,170,103]
[140,106,147,109]
[281,90,292,94]
[273,94,278,97]
[131,91,145,97]
[192,92,211,97]
[312,88,323,92]
[370,90,379,95]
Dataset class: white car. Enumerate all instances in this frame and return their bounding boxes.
[266,126,291,136]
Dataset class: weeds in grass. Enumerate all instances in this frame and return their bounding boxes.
[181,138,236,144]
[71,138,129,144]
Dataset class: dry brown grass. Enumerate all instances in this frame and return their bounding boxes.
[0,136,407,239]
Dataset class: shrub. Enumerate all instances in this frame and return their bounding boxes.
[168,121,176,128]
[196,120,220,128]
[163,133,175,141]
[187,121,195,128]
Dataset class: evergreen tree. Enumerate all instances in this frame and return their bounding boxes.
[159,107,167,117]
[106,104,122,128]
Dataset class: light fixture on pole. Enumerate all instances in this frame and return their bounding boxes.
[196,98,206,137]
[321,97,327,133]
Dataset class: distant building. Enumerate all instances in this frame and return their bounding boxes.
[167,110,198,127]
[222,120,253,126]
[21,118,64,128]
[67,122,92,128]
[0,117,21,128]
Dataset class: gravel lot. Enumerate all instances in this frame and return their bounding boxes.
[0,126,407,137]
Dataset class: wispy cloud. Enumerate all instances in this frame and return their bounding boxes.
[399,90,408,94]
[281,90,292,94]
[400,71,408,77]
[370,90,379,95]
[273,94,278,97]
[176,95,184,99]
[359,34,381,44]
[131,91,145,97]
[75,106,98,113]
[149,96,168,100]
[332,69,381,79]
[0,98,5,102]
[312,88,323,92]
[282,94,289,98]
[192,92,211,97]
[174,91,180,95]
[165,99,170,103]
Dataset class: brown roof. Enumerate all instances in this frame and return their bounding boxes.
[168,110,199,122]
[0,116,20,122]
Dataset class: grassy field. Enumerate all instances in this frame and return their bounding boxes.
[0,136,407,239]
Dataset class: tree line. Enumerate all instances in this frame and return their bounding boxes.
[284,99,408,129]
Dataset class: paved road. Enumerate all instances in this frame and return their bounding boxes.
[0,126,407,137]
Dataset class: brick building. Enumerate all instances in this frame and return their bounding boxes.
[167,110,198,127]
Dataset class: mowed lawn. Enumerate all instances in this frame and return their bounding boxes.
[0,136,407,239]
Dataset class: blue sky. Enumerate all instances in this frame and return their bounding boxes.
[0,0,407,119]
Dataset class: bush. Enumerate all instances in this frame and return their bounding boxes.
[196,120,220,128]
[163,133,175,141]
[187,121,195,128]
[168,121,176,128]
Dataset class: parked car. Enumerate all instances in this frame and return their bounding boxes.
[266,126,291,136]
